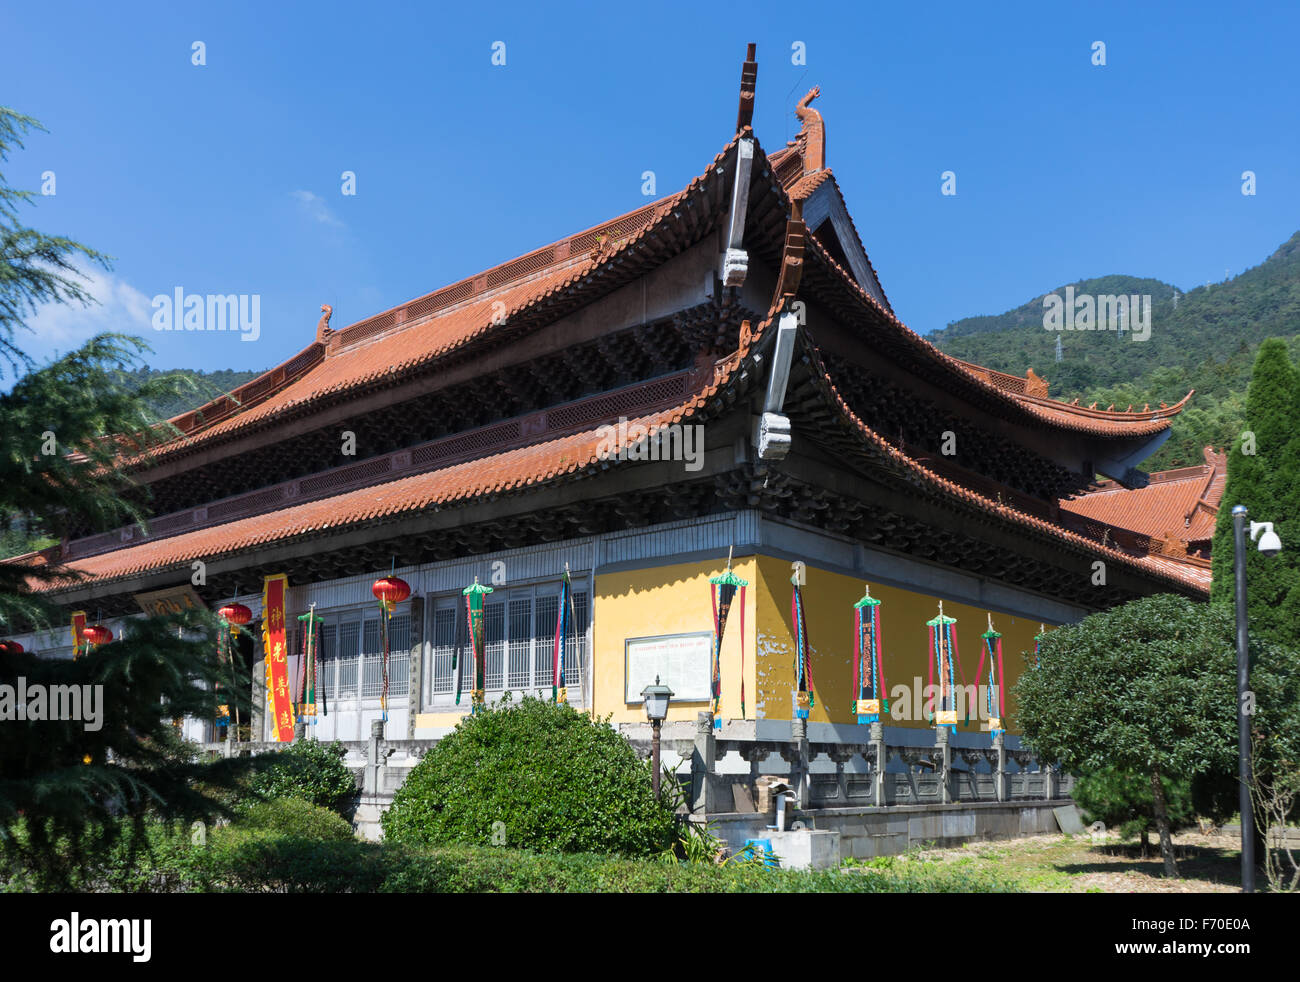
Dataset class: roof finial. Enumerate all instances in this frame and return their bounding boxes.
[316,304,333,345]
[736,43,758,133]
[795,86,825,172]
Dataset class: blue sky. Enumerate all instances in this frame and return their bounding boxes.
[2,1,1297,374]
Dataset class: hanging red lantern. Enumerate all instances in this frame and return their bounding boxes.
[0,640,23,655]
[218,602,253,629]
[371,576,411,612]
[83,625,113,647]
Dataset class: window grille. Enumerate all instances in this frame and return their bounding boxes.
[426,586,588,704]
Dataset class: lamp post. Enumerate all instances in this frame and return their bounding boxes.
[1231,505,1283,894]
[641,676,674,798]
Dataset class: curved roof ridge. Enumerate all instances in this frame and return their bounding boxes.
[798,331,1210,596]
[132,134,747,465]
[797,224,1186,438]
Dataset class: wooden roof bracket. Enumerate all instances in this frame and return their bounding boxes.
[719,137,754,288]
[754,308,799,462]
[754,200,808,461]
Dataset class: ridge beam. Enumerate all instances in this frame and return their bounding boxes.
[719,138,755,287]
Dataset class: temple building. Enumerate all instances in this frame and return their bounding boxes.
[8,47,1211,748]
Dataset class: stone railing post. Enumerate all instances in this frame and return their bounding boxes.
[790,716,810,808]
[993,731,1007,802]
[935,726,952,804]
[364,719,383,797]
[1044,759,1057,800]
[870,722,887,807]
[691,712,716,815]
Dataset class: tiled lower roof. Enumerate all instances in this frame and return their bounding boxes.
[1059,451,1225,544]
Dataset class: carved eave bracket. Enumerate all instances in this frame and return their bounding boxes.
[718,138,754,288]
[735,43,758,133]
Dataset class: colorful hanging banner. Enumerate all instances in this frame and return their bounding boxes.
[926,604,963,733]
[463,578,494,712]
[553,566,575,703]
[296,607,325,722]
[70,610,87,660]
[976,614,1006,738]
[852,586,888,725]
[261,574,296,742]
[708,559,748,729]
[790,572,815,719]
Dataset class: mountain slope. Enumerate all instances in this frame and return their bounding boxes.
[930,232,1300,470]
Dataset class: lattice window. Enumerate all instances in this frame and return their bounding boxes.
[484,600,505,690]
[336,620,360,699]
[361,620,383,698]
[426,585,588,704]
[428,606,459,697]
[388,613,411,697]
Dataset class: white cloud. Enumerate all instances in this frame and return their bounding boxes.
[20,262,154,360]
[291,189,343,227]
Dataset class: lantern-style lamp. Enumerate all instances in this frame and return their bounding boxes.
[641,676,674,721]
[641,675,674,798]
[0,640,23,655]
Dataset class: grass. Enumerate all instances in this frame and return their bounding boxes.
[868,829,1252,893]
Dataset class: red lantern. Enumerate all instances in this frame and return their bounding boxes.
[83,625,113,647]
[372,576,411,611]
[218,602,253,627]
[0,640,23,655]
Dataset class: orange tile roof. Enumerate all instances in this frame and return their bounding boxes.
[1059,448,1226,544]
[129,140,742,469]
[796,329,1211,596]
[38,407,699,590]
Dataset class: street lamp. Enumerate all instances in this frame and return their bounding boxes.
[1232,505,1283,894]
[641,675,674,798]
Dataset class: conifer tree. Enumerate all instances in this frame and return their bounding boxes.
[0,107,248,888]
[1210,338,1300,648]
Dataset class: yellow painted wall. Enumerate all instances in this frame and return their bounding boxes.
[753,556,1050,734]
[593,557,757,724]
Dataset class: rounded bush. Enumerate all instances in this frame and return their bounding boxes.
[382,698,674,856]
[233,798,356,841]
[249,740,357,816]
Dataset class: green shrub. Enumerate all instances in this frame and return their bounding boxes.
[382,698,675,856]
[231,799,355,842]
[188,839,1020,893]
[249,740,358,816]
[1073,766,1196,846]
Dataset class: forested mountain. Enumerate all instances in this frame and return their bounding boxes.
[110,366,263,420]
[930,232,1300,470]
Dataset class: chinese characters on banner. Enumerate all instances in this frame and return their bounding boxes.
[70,611,87,660]
[261,574,296,741]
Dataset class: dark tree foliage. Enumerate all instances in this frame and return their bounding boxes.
[1209,339,1300,649]
[0,107,253,888]
[1073,766,1196,850]
[1014,595,1300,877]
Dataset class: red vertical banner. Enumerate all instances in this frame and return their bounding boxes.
[71,611,87,660]
[261,575,296,742]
